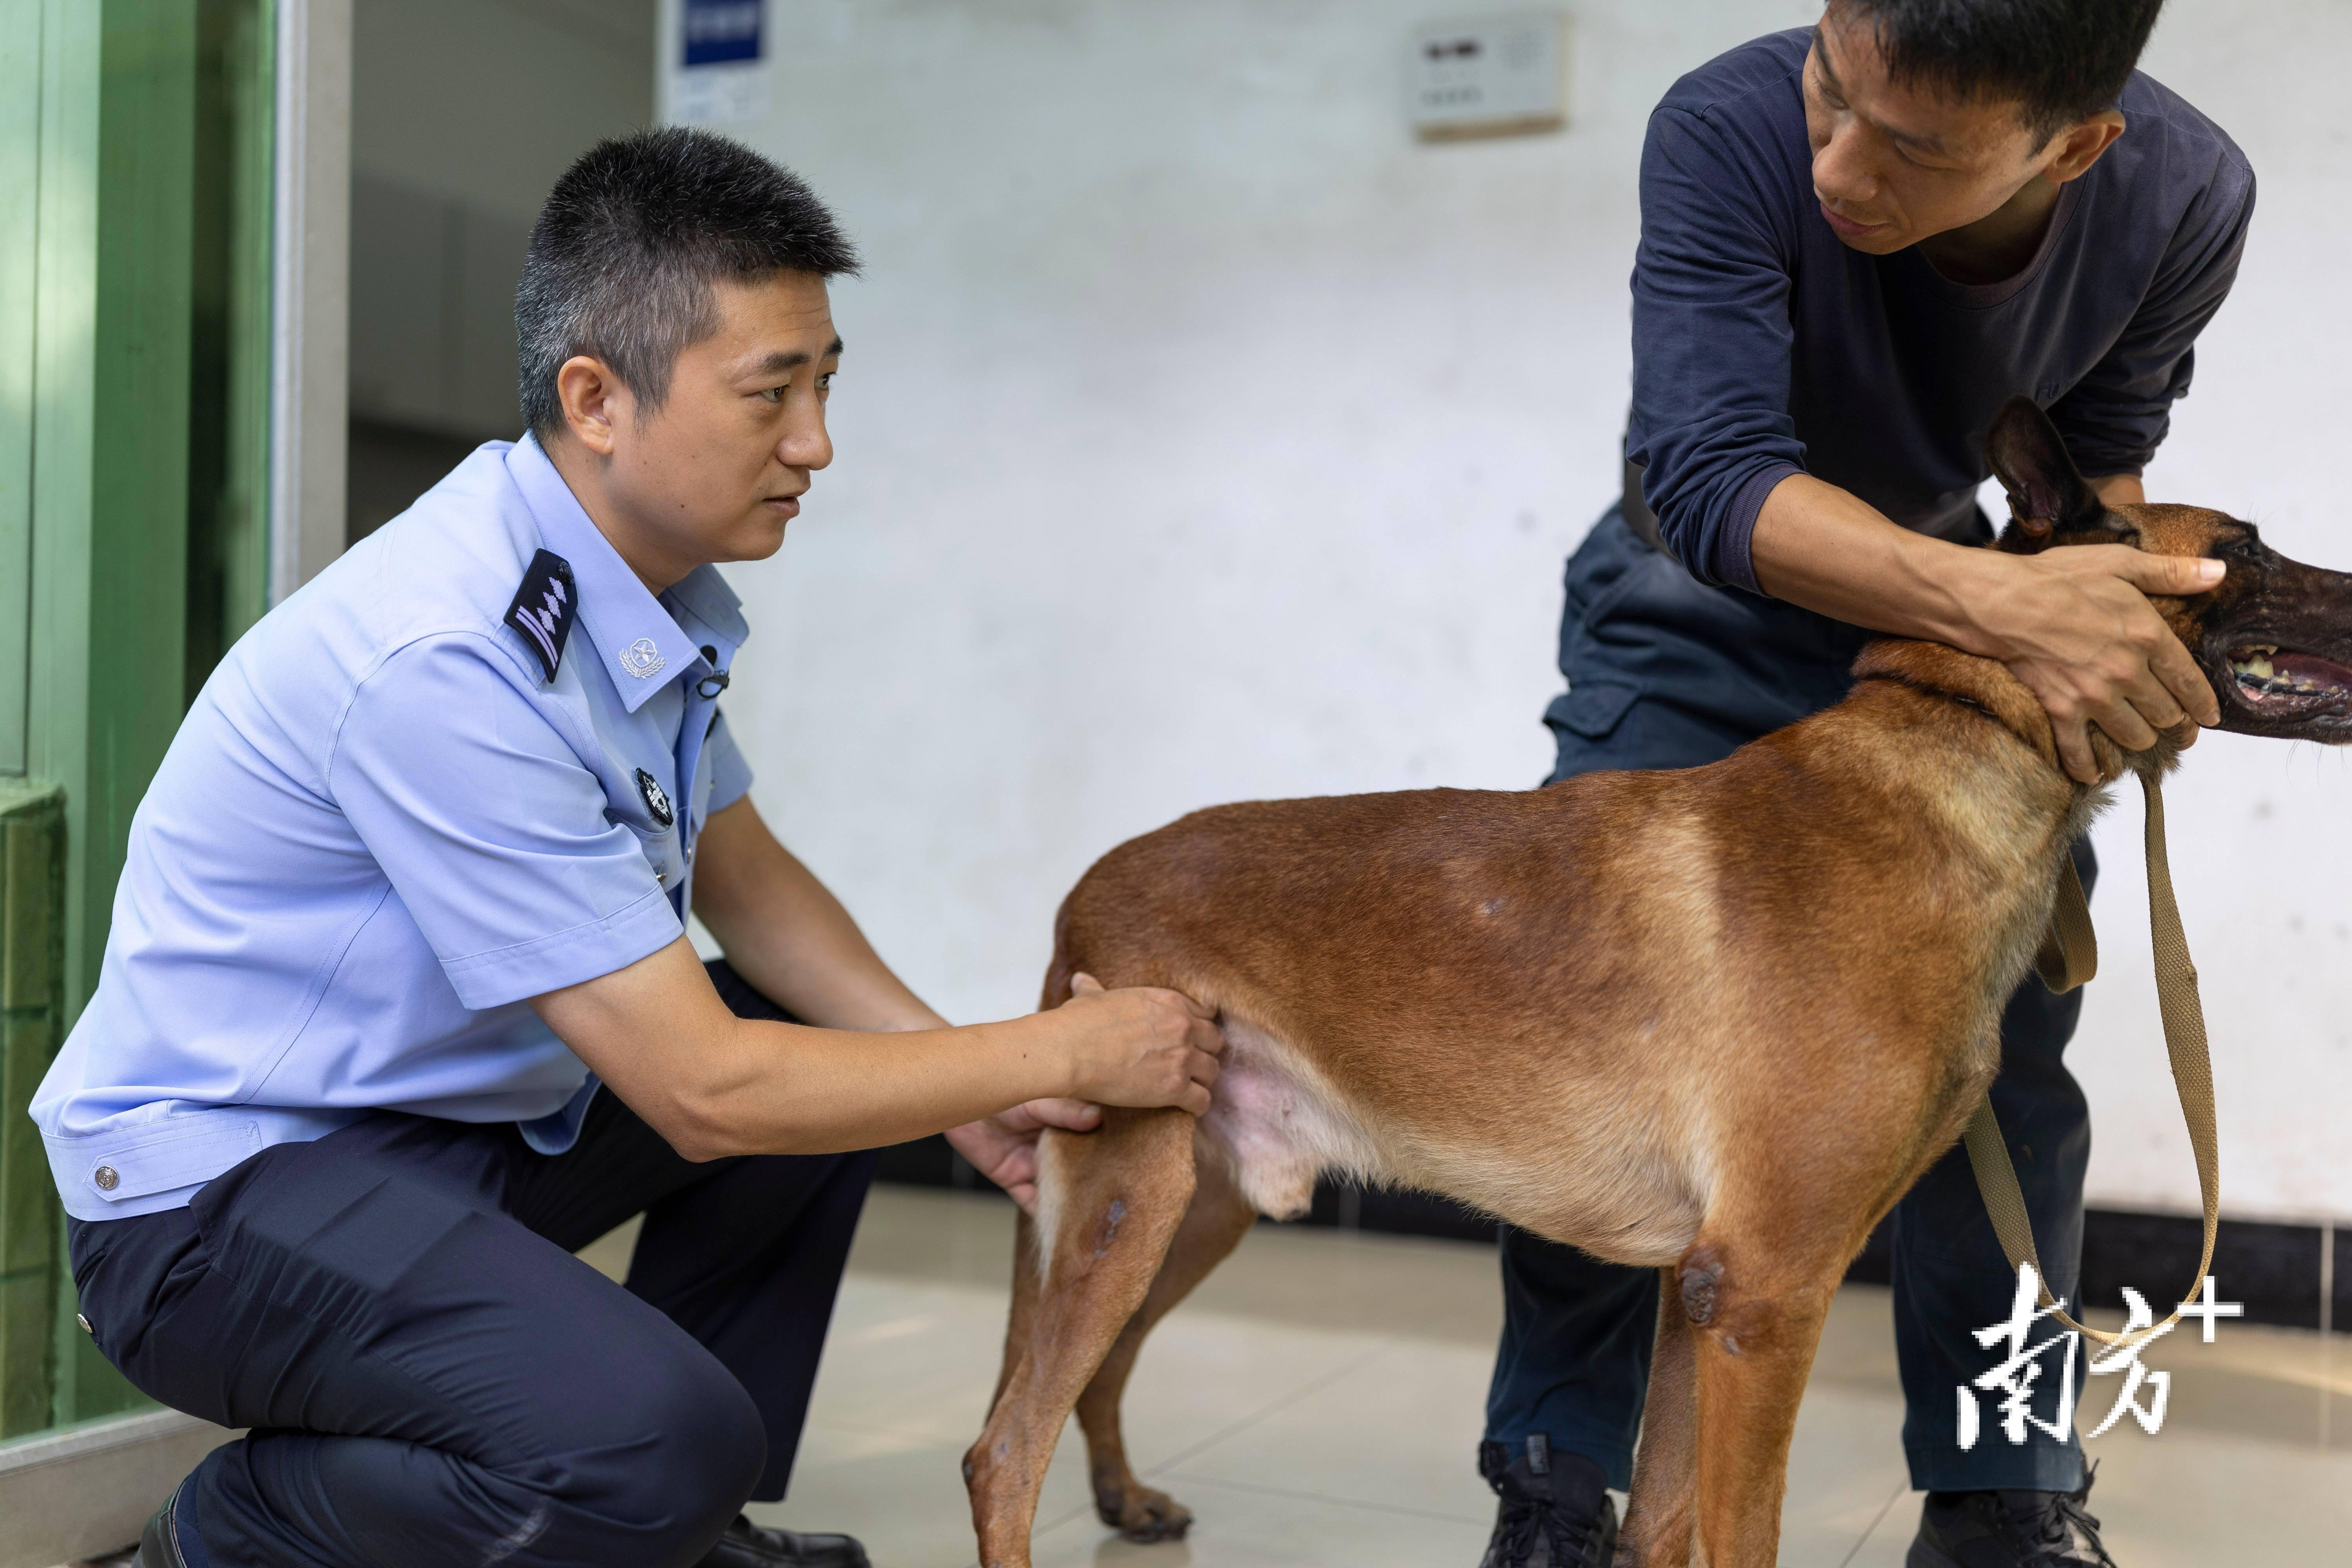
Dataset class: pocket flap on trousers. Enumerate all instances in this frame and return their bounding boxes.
[1545,679,1642,740]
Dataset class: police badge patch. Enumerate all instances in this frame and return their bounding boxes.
[635,768,675,828]
[503,550,579,683]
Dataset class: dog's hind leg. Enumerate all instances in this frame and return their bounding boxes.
[965,1107,1198,1568]
[1075,1148,1256,1543]
[988,1208,1043,1417]
[1620,1267,1700,1567]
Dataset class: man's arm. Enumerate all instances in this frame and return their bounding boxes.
[577,794,1178,1206]
[1749,473,2220,783]
[690,794,949,1034]
[530,932,1221,1164]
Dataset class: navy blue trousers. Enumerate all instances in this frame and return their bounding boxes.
[68,960,877,1568]
[1485,510,2092,1494]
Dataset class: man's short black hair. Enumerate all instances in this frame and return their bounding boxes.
[1829,0,2165,143]
[517,127,858,438]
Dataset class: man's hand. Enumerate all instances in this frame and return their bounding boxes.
[947,1099,1102,1213]
[942,976,1227,1211]
[1050,973,1225,1115]
[1752,472,2226,788]
[1959,544,2223,782]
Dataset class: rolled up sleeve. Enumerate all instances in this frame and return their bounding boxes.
[328,634,681,1009]
[1626,107,1808,593]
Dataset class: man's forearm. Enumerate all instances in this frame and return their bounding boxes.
[691,797,947,1033]
[1748,473,2011,653]
[1746,466,2218,784]
[531,935,1224,1161]
[1748,470,2144,653]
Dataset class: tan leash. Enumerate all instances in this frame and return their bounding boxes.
[1961,774,2221,1350]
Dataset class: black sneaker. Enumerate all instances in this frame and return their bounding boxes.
[1908,1470,2118,1567]
[696,1513,870,1568]
[133,1481,192,1568]
[1478,1435,1617,1568]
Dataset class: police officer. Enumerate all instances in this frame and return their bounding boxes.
[1477,5,2246,1567]
[33,130,1225,1568]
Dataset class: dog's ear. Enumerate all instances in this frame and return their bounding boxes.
[1986,397,2105,544]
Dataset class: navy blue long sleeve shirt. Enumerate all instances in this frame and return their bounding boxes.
[1631,29,2255,592]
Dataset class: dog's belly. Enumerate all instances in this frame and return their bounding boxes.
[1200,1017,1705,1267]
[1196,1018,1383,1220]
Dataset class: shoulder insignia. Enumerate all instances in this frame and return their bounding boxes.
[504,550,579,683]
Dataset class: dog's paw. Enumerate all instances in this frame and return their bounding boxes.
[1094,1480,1194,1543]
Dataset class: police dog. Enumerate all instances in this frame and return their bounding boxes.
[960,398,2352,1567]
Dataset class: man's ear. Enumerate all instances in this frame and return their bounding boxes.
[555,355,627,457]
[1986,396,2102,541]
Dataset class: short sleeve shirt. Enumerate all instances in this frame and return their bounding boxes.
[32,436,755,1220]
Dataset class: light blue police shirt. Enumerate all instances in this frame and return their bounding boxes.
[31,435,755,1221]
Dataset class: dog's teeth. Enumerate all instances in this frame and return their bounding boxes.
[2232,654,2276,681]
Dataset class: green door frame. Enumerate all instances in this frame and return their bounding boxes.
[2,0,278,1444]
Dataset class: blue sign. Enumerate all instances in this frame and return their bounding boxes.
[683,0,762,67]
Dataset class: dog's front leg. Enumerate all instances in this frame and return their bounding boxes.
[1620,1266,1700,1566]
[1682,1237,1843,1567]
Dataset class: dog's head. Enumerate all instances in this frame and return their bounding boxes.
[1986,396,2352,743]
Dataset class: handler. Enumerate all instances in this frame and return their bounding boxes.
[1481,4,2249,1566]
[32,130,1224,1568]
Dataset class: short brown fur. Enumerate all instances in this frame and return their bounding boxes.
[964,401,2352,1566]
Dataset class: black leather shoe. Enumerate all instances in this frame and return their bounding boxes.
[1908,1470,2118,1567]
[1478,1435,1617,1568]
[134,1481,191,1568]
[696,1513,871,1568]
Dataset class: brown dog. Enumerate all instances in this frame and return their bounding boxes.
[961,397,2352,1567]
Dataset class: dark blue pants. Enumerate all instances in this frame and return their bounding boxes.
[68,961,877,1568]
[1485,510,2092,1494]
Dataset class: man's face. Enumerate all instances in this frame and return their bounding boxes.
[1803,12,2078,254]
[605,270,840,571]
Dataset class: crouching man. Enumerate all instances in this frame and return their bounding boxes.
[32,129,1224,1568]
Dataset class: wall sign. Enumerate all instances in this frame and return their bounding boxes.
[683,0,763,68]
[672,0,771,127]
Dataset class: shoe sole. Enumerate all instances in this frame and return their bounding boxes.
[1906,1539,1964,1568]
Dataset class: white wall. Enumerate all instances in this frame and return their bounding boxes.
[669,0,2351,1224]
[349,0,655,438]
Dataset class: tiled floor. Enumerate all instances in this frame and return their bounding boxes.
[579,1186,2352,1567]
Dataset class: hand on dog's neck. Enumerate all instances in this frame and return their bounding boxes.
[1851,638,2187,789]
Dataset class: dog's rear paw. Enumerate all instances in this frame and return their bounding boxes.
[1095,1481,1194,1543]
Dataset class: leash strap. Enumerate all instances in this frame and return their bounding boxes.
[1962,774,2221,1350]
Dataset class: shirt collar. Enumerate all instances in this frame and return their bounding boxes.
[506,435,719,713]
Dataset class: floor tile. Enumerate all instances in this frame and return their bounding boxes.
[1025,1472,1492,1568]
[616,1187,2352,1566]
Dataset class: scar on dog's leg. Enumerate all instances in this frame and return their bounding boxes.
[1075,1150,1256,1542]
[1682,1236,1842,1568]
[964,1108,1198,1568]
[1620,1266,1700,1568]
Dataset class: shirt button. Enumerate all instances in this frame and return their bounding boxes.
[77,1314,94,1335]
[93,1165,120,1191]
